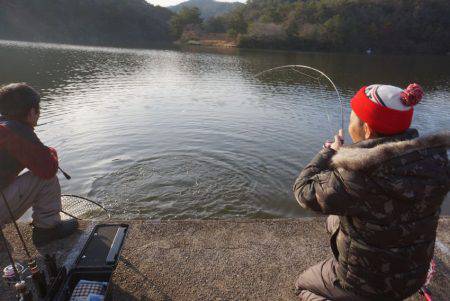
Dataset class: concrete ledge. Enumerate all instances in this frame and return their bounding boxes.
[1,218,449,300]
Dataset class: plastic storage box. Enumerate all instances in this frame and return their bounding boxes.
[47,224,129,301]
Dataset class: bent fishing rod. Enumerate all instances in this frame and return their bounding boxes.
[254,64,345,134]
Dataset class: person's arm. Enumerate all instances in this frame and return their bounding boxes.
[0,125,58,179]
[293,138,364,216]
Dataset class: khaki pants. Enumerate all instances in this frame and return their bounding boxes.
[0,171,61,228]
[294,216,368,301]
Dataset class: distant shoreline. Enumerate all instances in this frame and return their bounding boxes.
[175,39,236,48]
[2,39,450,58]
[0,39,174,52]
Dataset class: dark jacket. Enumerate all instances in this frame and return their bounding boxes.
[0,117,58,190]
[293,129,450,300]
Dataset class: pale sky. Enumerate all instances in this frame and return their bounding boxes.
[147,0,246,7]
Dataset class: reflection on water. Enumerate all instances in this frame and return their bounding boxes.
[0,40,449,219]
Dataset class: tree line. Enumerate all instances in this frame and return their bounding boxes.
[0,0,174,47]
[171,0,450,54]
[1,0,448,54]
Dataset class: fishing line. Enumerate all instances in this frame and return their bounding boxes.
[292,66,337,136]
[315,74,335,138]
[289,68,320,81]
[255,65,345,133]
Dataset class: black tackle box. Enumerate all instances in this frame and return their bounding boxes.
[47,224,129,301]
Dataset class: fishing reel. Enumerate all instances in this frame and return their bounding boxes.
[1,190,60,300]
[2,262,34,301]
[0,254,33,301]
[2,258,50,299]
[2,262,25,286]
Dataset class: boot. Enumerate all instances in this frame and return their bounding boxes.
[32,219,79,247]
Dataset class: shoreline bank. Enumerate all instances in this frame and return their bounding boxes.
[1,217,449,300]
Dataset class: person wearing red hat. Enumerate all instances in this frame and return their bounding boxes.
[293,84,449,300]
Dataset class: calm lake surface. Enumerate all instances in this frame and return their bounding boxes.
[0,40,449,219]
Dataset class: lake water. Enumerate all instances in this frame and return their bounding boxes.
[0,40,449,219]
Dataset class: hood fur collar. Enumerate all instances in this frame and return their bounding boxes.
[332,131,450,171]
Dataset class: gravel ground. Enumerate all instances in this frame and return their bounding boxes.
[1,218,449,300]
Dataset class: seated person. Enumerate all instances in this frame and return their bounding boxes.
[293,84,449,300]
[0,83,78,246]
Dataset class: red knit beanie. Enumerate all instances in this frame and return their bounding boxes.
[350,84,423,135]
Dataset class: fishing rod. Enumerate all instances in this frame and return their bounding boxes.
[57,167,83,219]
[255,65,345,133]
[0,226,21,282]
[58,167,71,180]
[1,227,33,301]
[1,192,32,259]
[0,165,108,299]
[419,259,436,301]
[0,166,74,299]
[0,191,48,298]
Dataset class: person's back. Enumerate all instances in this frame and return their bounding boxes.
[0,118,24,190]
[328,129,448,299]
[0,116,59,189]
[293,84,449,300]
[0,83,78,246]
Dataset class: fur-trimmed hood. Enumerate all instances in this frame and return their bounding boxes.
[332,130,450,171]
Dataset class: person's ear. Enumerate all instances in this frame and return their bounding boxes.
[364,123,376,139]
[26,108,38,126]
[27,108,34,119]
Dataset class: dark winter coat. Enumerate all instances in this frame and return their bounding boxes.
[293,129,450,300]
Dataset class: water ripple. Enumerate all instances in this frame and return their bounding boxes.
[0,41,448,219]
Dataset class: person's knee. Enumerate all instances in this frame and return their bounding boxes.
[41,175,61,194]
[294,280,304,295]
[298,290,329,301]
[326,215,339,234]
[32,175,61,207]
[294,271,307,292]
[20,171,60,188]
[297,290,310,300]
[294,272,314,296]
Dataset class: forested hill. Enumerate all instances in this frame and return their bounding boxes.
[0,0,174,47]
[169,0,244,19]
[221,0,450,54]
